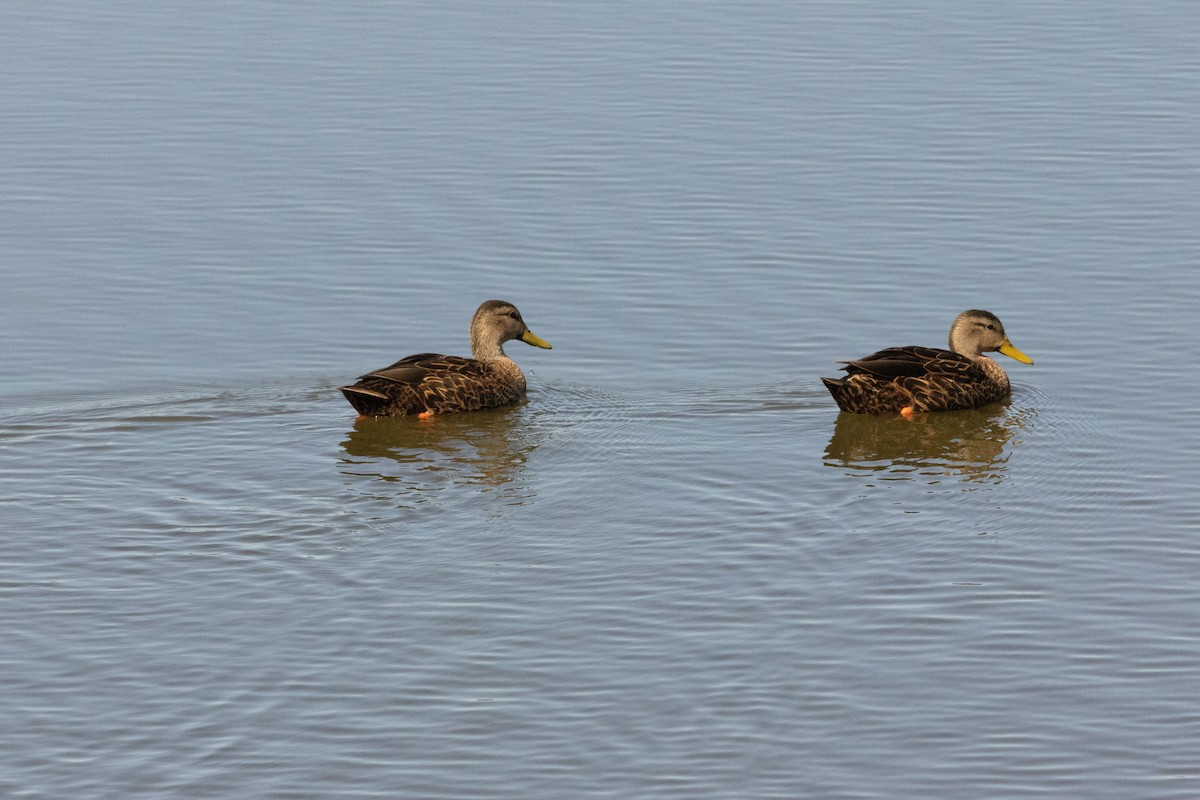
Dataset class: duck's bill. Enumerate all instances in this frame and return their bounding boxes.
[998,341,1033,364]
[521,330,552,349]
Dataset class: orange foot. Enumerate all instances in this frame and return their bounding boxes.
[417,410,435,420]
[899,406,915,419]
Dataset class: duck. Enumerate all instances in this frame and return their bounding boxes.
[821,309,1033,416]
[340,300,552,417]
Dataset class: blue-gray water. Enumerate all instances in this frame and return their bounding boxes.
[3,3,1200,798]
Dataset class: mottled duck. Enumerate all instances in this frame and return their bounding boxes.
[822,309,1033,416]
[340,300,552,417]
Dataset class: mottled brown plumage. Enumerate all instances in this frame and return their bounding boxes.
[822,310,1033,414]
[340,300,552,417]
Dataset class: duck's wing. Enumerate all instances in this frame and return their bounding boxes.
[361,354,484,385]
[841,346,985,381]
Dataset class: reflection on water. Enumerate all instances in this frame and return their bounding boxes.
[823,404,1034,484]
[339,404,540,508]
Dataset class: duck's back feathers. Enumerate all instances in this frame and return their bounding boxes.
[340,353,525,417]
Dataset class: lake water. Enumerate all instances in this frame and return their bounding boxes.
[3,2,1200,798]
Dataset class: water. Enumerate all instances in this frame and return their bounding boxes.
[3,2,1200,798]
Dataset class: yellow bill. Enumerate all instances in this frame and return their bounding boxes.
[998,340,1033,364]
[521,330,552,349]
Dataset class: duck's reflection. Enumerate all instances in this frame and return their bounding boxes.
[823,404,1033,484]
[339,404,540,506]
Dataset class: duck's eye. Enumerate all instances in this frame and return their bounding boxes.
[508,311,520,320]
[986,324,995,330]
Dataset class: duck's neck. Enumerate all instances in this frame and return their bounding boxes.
[951,339,988,360]
[470,333,508,362]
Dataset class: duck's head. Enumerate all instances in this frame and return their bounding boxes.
[949,309,1033,364]
[470,299,552,358]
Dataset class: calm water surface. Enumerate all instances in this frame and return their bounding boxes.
[3,2,1200,798]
